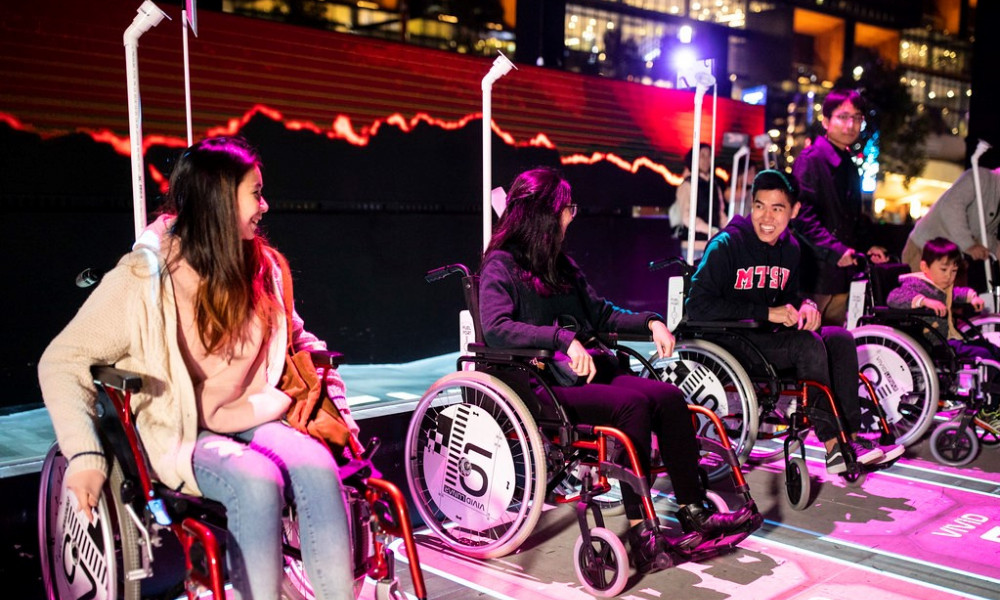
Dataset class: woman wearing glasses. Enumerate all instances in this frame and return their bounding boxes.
[478,167,754,569]
[791,88,888,326]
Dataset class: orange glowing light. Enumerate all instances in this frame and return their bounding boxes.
[1,106,696,188]
[561,152,685,186]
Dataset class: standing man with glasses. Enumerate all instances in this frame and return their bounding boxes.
[791,89,888,326]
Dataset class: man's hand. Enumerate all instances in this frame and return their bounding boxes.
[566,339,596,384]
[768,304,799,328]
[66,468,106,523]
[649,320,675,358]
[867,246,889,264]
[797,302,822,331]
[966,244,990,261]
[836,248,856,267]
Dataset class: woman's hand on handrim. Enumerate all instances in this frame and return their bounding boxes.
[649,320,675,358]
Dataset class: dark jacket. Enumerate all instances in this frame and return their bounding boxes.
[686,215,804,323]
[479,250,660,352]
[886,272,978,342]
[791,135,872,294]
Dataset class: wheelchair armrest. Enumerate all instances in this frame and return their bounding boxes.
[91,365,143,393]
[600,332,652,345]
[309,350,345,367]
[682,319,763,330]
[466,342,552,359]
[871,306,936,320]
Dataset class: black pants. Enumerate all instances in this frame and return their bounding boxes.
[552,374,701,519]
[742,326,861,442]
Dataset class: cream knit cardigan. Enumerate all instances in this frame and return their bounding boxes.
[38,227,336,496]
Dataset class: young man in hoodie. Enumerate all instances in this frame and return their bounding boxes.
[686,169,903,474]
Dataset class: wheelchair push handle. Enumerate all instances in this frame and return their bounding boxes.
[425,263,471,283]
[648,256,695,276]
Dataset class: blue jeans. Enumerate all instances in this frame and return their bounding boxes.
[192,421,354,600]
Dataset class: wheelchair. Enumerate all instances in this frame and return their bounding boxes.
[846,256,1000,448]
[37,354,427,600]
[928,357,1000,466]
[404,264,762,597]
[638,258,899,509]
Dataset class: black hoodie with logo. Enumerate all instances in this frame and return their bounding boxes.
[685,214,804,323]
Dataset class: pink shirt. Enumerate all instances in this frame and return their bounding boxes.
[168,243,291,433]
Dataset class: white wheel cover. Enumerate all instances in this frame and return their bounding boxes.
[857,342,916,424]
[45,457,117,600]
[421,403,517,531]
[660,356,734,416]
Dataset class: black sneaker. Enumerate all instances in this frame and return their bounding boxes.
[826,448,846,474]
[676,501,754,539]
[848,439,883,465]
[857,437,904,464]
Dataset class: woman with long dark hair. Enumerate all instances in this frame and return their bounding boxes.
[479,167,754,561]
[39,137,355,599]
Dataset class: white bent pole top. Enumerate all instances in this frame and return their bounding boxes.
[482,52,516,253]
[686,71,716,265]
[124,0,169,241]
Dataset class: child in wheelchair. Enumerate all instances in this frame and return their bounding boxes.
[886,237,1000,431]
[38,137,357,600]
[478,167,760,571]
[686,169,904,474]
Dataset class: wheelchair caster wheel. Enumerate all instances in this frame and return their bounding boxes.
[785,456,811,511]
[930,422,979,466]
[574,527,629,598]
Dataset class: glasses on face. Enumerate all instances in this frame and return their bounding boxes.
[565,204,578,218]
[831,112,865,125]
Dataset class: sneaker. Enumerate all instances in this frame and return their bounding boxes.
[848,438,884,465]
[857,436,904,464]
[676,501,754,539]
[981,406,1000,432]
[826,449,847,474]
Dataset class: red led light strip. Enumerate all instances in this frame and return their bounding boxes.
[1,105,703,189]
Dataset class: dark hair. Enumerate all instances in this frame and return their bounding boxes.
[922,237,963,266]
[162,136,278,354]
[683,143,712,165]
[485,167,574,294]
[822,89,865,119]
[751,169,799,203]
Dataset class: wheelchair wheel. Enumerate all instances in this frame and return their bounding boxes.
[784,456,811,511]
[405,371,547,559]
[646,339,759,478]
[854,325,939,446]
[38,444,142,600]
[573,527,629,598]
[962,314,1000,348]
[930,422,980,467]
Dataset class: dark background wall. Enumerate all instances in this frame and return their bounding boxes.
[0,2,762,408]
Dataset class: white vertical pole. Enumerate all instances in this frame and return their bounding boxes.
[728,145,749,221]
[124,1,169,240]
[707,82,718,233]
[182,9,193,146]
[970,139,994,309]
[686,72,716,265]
[481,52,516,253]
